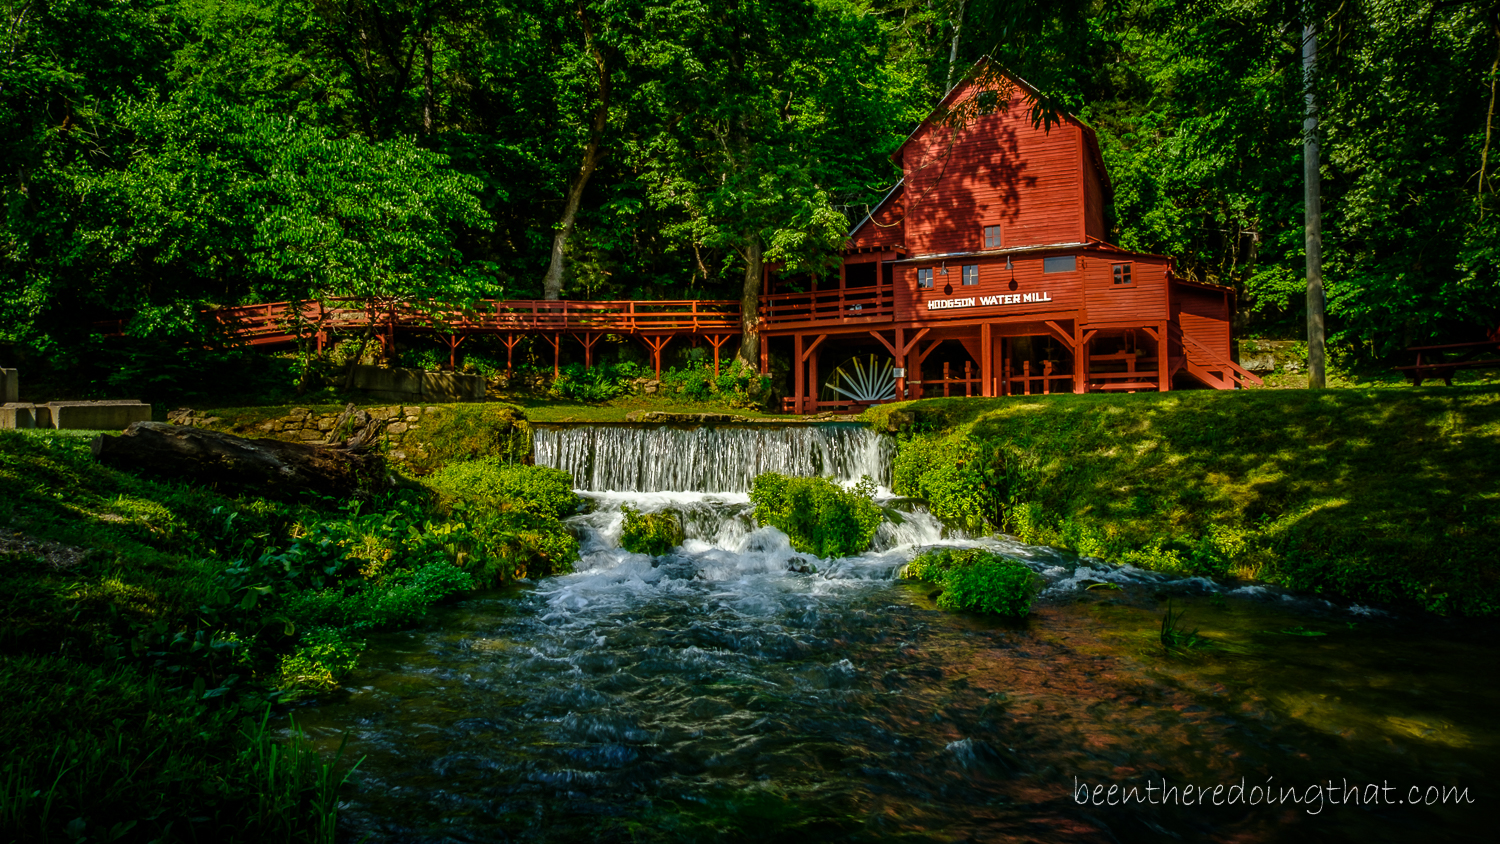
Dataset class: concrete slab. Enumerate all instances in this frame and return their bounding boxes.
[46,400,152,430]
[0,369,16,404]
[350,365,485,403]
[1,403,40,429]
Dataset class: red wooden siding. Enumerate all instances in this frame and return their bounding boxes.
[847,186,906,251]
[1083,152,1106,241]
[900,83,1087,256]
[1082,253,1170,325]
[1172,284,1233,360]
[895,254,1086,322]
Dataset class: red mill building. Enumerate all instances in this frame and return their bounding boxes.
[758,64,1260,413]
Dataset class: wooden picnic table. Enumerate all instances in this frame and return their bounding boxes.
[1393,331,1500,386]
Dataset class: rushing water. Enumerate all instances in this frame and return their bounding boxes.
[532,423,892,492]
[297,425,1498,843]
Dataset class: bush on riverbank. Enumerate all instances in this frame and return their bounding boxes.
[424,459,580,581]
[904,548,1038,617]
[0,428,580,840]
[620,506,684,556]
[750,473,882,558]
[866,388,1500,616]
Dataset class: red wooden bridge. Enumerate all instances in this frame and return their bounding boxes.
[200,297,743,377]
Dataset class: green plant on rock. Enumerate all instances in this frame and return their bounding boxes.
[903,548,1038,618]
[749,473,882,559]
[620,506,684,556]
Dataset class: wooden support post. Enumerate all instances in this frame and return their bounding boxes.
[894,327,906,399]
[706,334,732,376]
[577,332,602,369]
[794,333,805,414]
[539,332,562,380]
[964,360,973,397]
[980,323,993,397]
[640,335,670,379]
[445,334,468,371]
[759,335,769,376]
[943,361,951,398]
[1157,320,1170,392]
[1043,360,1053,395]
[1023,360,1032,396]
[502,334,521,377]
[1073,326,1087,394]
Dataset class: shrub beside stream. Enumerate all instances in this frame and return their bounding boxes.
[749,473,882,558]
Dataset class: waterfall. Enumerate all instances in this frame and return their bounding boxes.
[532,422,893,493]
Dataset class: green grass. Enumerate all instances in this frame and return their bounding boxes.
[865,386,1500,616]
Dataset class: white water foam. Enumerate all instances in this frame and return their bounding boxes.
[533,423,893,493]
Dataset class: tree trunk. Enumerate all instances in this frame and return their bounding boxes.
[1302,18,1326,388]
[946,0,966,92]
[92,422,387,501]
[541,138,602,300]
[422,31,434,134]
[542,2,611,300]
[737,236,763,367]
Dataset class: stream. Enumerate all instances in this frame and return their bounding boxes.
[296,424,1496,843]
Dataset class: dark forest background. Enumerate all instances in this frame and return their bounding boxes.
[3,0,1498,381]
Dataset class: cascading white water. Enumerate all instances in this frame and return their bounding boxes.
[532,422,892,492]
[299,423,1206,842]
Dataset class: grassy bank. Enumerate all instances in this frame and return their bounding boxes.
[864,387,1500,617]
[0,427,577,841]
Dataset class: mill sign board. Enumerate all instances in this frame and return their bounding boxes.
[926,291,1054,311]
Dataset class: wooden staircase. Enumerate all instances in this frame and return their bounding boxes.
[1171,324,1263,390]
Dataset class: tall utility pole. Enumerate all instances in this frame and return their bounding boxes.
[1303,19,1326,388]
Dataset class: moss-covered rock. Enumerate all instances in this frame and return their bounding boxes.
[620,507,683,556]
[749,473,882,559]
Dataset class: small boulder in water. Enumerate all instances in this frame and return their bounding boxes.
[787,557,818,574]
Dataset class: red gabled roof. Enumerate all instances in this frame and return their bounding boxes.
[889,58,1113,203]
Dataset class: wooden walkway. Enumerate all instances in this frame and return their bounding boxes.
[204,297,742,376]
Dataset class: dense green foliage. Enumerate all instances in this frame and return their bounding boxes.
[904,547,1038,617]
[423,458,581,581]
[399,403,532,473]
[620,506,684,556]
[0,429,579,839]
[870,389,1500,616]
[6,0,1495,393]
[750,473,882,558]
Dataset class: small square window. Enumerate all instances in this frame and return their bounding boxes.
[1043,255,1076,274]
[962,265,979,286]
[917,267,934,289]
[1113,263,1133,285]
[983,226,1002,248]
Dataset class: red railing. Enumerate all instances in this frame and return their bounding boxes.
[204,297,741,344]
[760,284,895,327]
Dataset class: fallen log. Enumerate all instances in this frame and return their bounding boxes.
[92,421,387,500]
